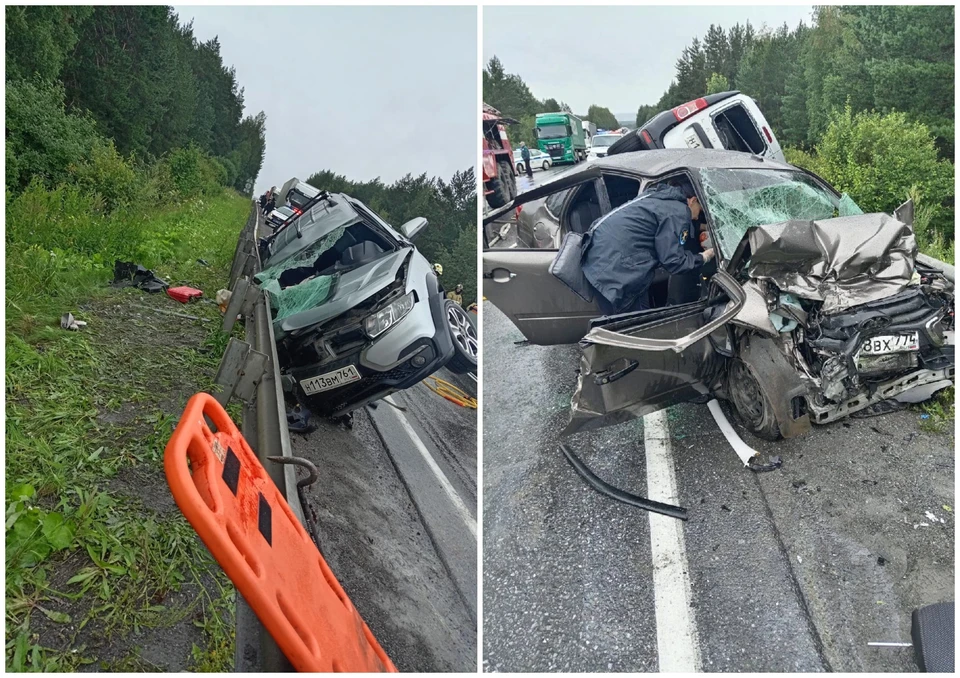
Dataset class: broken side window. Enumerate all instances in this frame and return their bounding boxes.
[699,168,860,258]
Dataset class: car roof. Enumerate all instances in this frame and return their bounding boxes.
[562,148,796,179]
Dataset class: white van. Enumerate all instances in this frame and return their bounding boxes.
[610,91,784,162]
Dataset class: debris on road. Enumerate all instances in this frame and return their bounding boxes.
[59,312,87,331]
[216,289,232,313]
[112,260,169,293]
[166,286,203,303]
[423,376,477,409]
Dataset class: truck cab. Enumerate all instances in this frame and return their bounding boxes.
[535,112,587,165]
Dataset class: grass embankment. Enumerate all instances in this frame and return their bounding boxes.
[6,186,250,671]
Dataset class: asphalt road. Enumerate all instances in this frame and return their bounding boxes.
[482,300,954,672]
[289,365,477,672]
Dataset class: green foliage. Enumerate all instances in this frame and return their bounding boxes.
[635,104,659,128]
[705,72,730,95]
[305,168,478,305]
[5,79,103,193]
[586,105,619,130]
[785,108,954,259]
[68,141,141,213]
[7,6,266,196]
[163,146,226,198]
[5,5,93,83]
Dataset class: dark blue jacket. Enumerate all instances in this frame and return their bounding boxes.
[581,185,703,311]
[520,146,531,162]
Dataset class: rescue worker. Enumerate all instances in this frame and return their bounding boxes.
[581,178,715,314]
[447,283,464,306]
[520,142,533,179]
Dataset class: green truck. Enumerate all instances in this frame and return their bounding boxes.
[535,112,587,165]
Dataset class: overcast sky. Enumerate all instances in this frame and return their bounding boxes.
[483,5,814,117]
[174,6,476,194]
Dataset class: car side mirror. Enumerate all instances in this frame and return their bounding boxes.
[400,217,428,240]
[895,199,914,227]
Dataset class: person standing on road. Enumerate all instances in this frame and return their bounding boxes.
[447,283,464,306]
[520,142,533,179]
[581,178,715,314]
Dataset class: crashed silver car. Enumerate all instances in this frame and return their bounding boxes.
[483,149,955,440]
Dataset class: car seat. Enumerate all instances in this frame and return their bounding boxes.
[337,241,384,270]
[568,200,603,234]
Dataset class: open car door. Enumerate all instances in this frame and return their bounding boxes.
[483,166,606,345]
[563,270,745,435]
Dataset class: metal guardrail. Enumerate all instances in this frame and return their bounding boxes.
[215,202,305,672]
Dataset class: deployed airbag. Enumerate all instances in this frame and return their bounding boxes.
[746,214,917,313]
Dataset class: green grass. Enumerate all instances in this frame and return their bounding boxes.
[915,386,955,434]
[6,188,251,670]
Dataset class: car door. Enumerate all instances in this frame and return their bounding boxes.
[483,166,608,345]
[563,269,745,435]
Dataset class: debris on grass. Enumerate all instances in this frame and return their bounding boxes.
[60,313,87,331]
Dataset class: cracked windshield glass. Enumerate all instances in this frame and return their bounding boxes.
[699,168,863,258]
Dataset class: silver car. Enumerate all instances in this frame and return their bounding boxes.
[257,191,477,417]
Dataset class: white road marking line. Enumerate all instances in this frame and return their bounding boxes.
[383,395,477,538]
[644,409,701,673]
[468,372,477,383]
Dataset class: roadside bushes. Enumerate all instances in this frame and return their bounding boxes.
[785,107,954,261]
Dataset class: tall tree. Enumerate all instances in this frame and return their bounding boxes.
[586,105,619,129]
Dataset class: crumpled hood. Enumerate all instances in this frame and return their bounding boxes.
[277,248,409,334]
[745,213,917,313]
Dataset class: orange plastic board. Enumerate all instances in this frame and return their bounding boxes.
[164,392,397,672]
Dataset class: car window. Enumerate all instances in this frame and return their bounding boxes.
[601,174,641,209]
[699,168,861,257]
[545,188,570,218]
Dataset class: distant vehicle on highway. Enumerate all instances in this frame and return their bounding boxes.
[278,178,321,215]
[513,148,553,173]
[266,205,296,230]
[535,112,588,165]
[256,190,477,420]
[582,119,597,140]
[483,148,954,441]
[587,133,624,160]
[610,91,785,162]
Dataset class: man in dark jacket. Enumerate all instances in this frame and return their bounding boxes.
[581,179,715,314]
[520,143,533,179]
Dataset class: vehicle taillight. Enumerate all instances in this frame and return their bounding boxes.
[672,98,708,122]
[762,126,773,143]
[515,205,522,219]
[640,129,653,145]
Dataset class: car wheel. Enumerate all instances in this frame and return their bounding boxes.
[516,162,524,173]
[542,160,550,170]
[444,300,478,374]
[485,160,515,208]
[608,131,644,156]
[727,359,782,441]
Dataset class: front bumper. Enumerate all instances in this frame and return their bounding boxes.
[284,281,455,417]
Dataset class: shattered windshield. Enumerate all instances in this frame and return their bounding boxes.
[699,168,863,258]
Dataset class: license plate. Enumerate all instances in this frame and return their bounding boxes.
[300,365,361,395]
[860,332,919,355]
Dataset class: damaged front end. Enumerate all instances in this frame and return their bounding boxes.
[275,259,415,417]
[730,214,955,429]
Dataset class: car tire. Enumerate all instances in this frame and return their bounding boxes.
[542,160,550,170]
[485,160,515,208]
[516,162,524,173]
[444,300,478,374]
[727,359,782,441]
[608,131,644,156]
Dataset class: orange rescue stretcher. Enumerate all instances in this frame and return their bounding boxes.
[164,392,397,672]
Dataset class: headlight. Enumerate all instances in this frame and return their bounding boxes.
[364,291,415,338]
